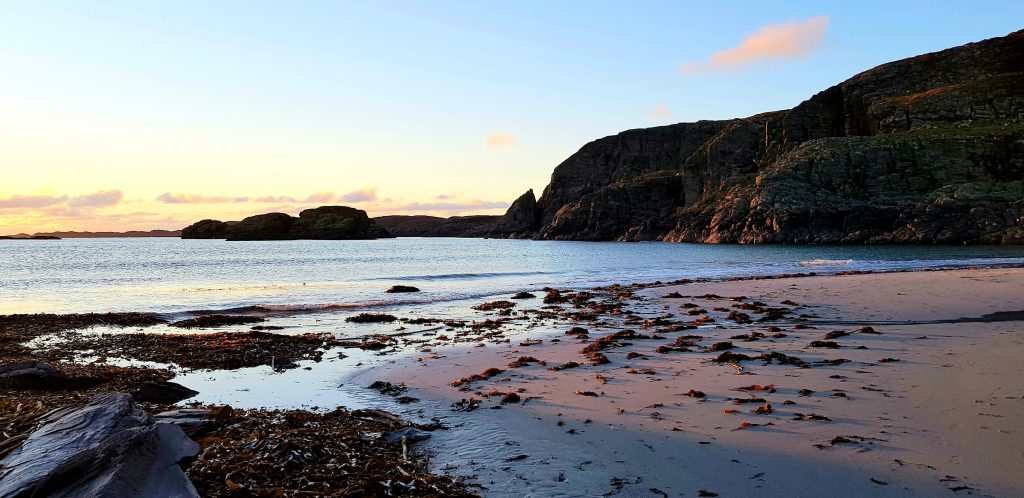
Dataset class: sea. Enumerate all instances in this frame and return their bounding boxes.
[2,237,1024,317]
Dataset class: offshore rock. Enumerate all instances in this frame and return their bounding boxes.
[181,205,392,241]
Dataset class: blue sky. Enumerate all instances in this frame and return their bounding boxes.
[1,1,1021,231]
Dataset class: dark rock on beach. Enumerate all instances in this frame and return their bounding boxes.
[0,393,200,497]
[0,362,99,391]
[386,285,421,293]
[133,380,199,404]
[181,205,392,241]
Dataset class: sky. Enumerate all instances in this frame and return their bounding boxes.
[1,1,1022,233]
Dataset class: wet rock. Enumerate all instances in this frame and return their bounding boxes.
[0,362,97,391]
[271,357,300,370]
[368,381,408,396]
[0,393,199,497]
[153,408,219,437]
[381,427,431,444]
[511,291,536,299]
[133,380,199,404]
[809,340,841,348]
[346,313,398,323]
[385,285,420,293]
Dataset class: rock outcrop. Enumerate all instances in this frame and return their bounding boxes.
[489,30,1024,243]
[181,206,392,241]
[0,393,200,497]
[373,214,500,237]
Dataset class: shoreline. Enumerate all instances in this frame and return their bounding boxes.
[2,266,1023,496]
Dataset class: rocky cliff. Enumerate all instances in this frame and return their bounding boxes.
[181,206,392,241]
[490,30,1024,243]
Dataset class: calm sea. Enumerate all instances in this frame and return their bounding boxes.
[2,237,1023,316]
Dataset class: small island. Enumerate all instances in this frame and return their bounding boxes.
[180,205,392,241]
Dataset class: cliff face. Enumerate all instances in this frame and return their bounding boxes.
[495,30,1024,243]
[181,206,392,241]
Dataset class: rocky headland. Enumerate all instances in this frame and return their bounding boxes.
[181,206,392,241]
[372,214,500,237]
[476,30,1024,243]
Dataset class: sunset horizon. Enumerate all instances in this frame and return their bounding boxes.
[3,2,1022,233]
[2,4,1023,497]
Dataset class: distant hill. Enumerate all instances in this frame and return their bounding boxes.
[372,215,500,237]
[28,230,181,238]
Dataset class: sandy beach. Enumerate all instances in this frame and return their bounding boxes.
[347,267,1024,497]
[3,266,1023,497]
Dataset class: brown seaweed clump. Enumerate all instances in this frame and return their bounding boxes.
[451,367,504,387]
[186,406,475,497]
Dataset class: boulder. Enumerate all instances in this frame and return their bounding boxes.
[153,408,218,437]
[133,381,199,404]
[0,362,97,391]
[0,393,200,498]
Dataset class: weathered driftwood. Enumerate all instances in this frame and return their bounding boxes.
[0,393,199,498]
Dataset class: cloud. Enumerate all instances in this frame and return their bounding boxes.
[486,132,517,148]
[252,195,298,203]
[393,200,509,212]
[649,104,672,118]
[679,16,829,74]
[0,194,68,210]
[339,188,378,203]
[156,193,249,204]
[68,190,123,207]
[303,192,336,203]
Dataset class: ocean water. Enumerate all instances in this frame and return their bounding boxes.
[1,237,1023,316]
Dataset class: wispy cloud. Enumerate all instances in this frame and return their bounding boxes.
[649,104,672,118]
[157,188,381,205]
[68,190,123,207]
[156,193,249,204]
[303,191,336,203]
[0,194,68,210]
[680,16,829,74]
[0,190,124,211]
[486,132,517,148]
[392,200,509,212]
[339,188,378,203]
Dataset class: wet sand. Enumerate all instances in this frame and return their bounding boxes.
[352,268,1024,497]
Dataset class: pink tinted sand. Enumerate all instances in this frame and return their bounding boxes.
[351,268,1024,497]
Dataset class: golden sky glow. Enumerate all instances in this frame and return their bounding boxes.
[2,3,1018,234]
